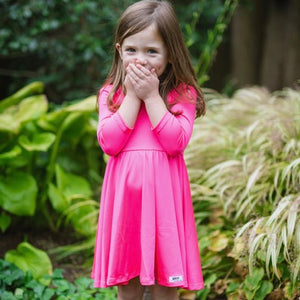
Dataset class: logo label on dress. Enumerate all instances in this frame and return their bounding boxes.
[169,275,183,282]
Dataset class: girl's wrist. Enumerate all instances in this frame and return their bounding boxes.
[125,93,140,104]
[143,93,163,104]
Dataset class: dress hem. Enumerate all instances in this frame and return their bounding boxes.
[92,275,204,291]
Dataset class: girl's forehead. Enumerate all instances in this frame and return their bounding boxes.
[122,23,163,43]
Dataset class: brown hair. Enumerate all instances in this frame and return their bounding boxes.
[101,0,205,117]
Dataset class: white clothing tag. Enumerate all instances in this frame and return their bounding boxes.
[169,275,183,283]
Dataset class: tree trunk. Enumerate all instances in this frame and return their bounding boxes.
[261,0,287,90]
[214,0,300,91]
[283,0,300,88]
[231,0,264,86]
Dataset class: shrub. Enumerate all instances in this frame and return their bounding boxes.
[0,82,103,236]
[186,87,300,299]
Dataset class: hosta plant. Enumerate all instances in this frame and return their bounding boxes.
[0,82,103,236]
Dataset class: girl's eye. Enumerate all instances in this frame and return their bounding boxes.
[148,49,157,54]
[126,48,135,53]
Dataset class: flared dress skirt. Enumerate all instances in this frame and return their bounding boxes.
[92,150,204,290]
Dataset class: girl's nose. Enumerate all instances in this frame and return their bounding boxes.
[135,58,147,65]
[135,53,147,63]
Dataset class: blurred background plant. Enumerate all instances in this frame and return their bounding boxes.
[0,0,135,101]
[2,0,299,101]
[1,0,235,101]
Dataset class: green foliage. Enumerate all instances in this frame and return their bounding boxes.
[5,242,52,285]
[0,259,117,299]
[0,0,237,101]
[0,0,135,101]
[0,172,37,216]
[179,0,239,85]
[0,212,11,233]
[186,87,300,299]
[0,82,103,235]
[243,268,273,300]
[0,82,44,112]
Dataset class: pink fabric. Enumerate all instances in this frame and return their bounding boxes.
[92,84,204,290]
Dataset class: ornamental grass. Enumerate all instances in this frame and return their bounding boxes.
[186,86,300,299]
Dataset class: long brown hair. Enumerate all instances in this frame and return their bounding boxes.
[101,0,205,117]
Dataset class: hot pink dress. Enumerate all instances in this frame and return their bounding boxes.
[92,84,204,290]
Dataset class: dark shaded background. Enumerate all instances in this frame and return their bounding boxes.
[0,0,299,103]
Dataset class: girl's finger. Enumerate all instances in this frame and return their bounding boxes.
[136,64,151,76]
[127,71,139,84]
[130,64,149,80]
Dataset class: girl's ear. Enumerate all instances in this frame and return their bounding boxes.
[116,43,122,60]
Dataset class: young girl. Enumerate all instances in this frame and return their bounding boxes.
[92,1,205,299]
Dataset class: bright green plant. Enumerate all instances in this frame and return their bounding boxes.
[0,259,117,299]
[0,82,103,235]
[5,242,52,285]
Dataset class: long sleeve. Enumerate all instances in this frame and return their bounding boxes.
[97,87,133,156]
[152,88,196,156]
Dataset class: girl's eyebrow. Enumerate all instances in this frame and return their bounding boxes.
[124,44,161,50]
[146,46,160,50]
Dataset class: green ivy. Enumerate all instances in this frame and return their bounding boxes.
[0,259,117,300]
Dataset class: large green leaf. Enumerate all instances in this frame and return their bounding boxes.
[15,95,48,123]
[0,147,31,168]
[60,112,89,141]
[0,172,37,216]
[4,242,52,284]
[37,110,67,132]
[48,182,69,212]
[0,94,48,134]
[55,164,93,199]
[18,132,56,152]
[0,114,20,133]
[244,268,264,291]
[37,96,96,133]
[0,213,11,233]
[65,96,96,112]
[254,281,273,300]
[69,202,97,236]
[0,82,44,113]
[0,145,22,163]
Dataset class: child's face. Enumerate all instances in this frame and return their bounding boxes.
[116,23,169,77]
